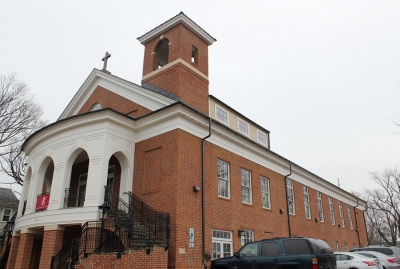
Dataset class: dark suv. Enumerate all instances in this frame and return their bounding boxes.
[210,237,336,269]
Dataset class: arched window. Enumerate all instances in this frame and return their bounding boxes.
[153,38,169,70]
[90,102,102,111]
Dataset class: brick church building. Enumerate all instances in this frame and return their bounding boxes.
[1,12,367,269]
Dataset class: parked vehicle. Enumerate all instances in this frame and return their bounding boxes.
[351,247,400,258]
[335,252,382,269]
[355,251,400,269]
[210,237,336,269]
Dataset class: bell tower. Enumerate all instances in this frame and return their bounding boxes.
[138,12,216,114]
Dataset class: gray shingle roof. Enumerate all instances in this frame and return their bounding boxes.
[0,187,19,208]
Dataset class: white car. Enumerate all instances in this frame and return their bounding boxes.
[335,252,382,269]
[355,251,400,269]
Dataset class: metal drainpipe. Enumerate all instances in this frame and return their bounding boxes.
[201,118,212,269]
[284,162,292,237]
[353,197,361,246]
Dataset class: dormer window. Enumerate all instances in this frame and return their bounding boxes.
[153,38,169,70]
[90,103,102,111]
[257,130,267,146]
[215,105,229,125]
[191,46,198,64]
[238,119,249,136]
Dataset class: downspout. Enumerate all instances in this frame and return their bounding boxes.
[353,197,361,246]
[202,118,212,269]
[284,162,292,237]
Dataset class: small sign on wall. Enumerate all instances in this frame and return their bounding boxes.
[241,235,245,246]
[189,228,194,248]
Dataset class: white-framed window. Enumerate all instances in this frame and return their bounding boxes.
[256,130,267,146]
[76,174,87,207]
[217,159,230,198]
[334,241,339,251]
[339,201,345,228]
[215,105,229,125]
[329,197,335,225]
[286,178,295,215]
[241,168,252,204]
[2,209,11,222]
[238,119,249,136]
[347,205,353,230]
[317,191,324,222]
[212,229,233,260]
[260,176,271,209]
[243,230,254,245]
[344,242,348,252]
[303,186,311,219]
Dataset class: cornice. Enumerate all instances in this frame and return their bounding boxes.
[142,59,209,81]
[137,12,216,45]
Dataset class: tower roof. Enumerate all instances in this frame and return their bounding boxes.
[137,12,216,45]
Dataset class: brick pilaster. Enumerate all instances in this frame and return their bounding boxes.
[39,226,65,269]
[14,231,34,269]
[6,234,20,269]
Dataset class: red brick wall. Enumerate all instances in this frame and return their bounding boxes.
[39,230,64,269]
[6,235,19,269]
[133,129,368,268]
[75,247,168,269]
[142,24,209,77]
[78,86,152,117]
[141,24,210,114]
[14,232,34,269]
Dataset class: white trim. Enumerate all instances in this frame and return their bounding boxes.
[59,69,175,120]
[137,12,216,45]
[142,58,208,81]
[1,208,12,222]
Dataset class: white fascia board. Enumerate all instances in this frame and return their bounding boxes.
[290,165,366,209]
[14,206,99,231]
[24,111,137,154]
[137,13,216,45]
[58,69,175,120]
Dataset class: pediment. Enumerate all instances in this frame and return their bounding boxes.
[58,69,176,120]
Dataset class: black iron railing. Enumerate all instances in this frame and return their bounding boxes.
[64,188,85,208]
[0,212,16,246]
[21,199,27,216]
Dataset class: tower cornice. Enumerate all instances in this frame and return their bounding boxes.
[137,12,216,45]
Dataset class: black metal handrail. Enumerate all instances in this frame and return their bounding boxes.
[51,188,170,269]
[64,188,85,208]
[0,212,16,246]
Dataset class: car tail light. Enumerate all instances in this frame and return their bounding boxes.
[312,257,318,269]
[387,258,397,263]
[363,261,376,266]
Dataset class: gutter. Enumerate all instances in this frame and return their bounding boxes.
[201,118,212,269]
[354,197,362,246]
[284,162,292,237]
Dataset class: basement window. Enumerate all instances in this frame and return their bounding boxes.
[191,46,198,64]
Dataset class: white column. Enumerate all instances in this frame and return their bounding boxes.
[47,162,67,210]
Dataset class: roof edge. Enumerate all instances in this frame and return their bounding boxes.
[137,12,216,45]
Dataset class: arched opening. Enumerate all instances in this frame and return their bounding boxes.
[65,150,89,208]
[36,158,54,211]
[153,38,169,70]
[104,155,122,208]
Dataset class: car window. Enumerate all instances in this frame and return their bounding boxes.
[262,241,280,257]
[346,255,354,260]
[283,239,312,254]
[373,248,393,256]
[308,238,334,254]
[240,243,258,257]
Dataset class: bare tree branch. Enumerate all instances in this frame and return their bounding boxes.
[0,73,47,186]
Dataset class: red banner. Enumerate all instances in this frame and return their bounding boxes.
[36,193,50,210]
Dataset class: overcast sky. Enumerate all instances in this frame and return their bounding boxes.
[1,1,399,196]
